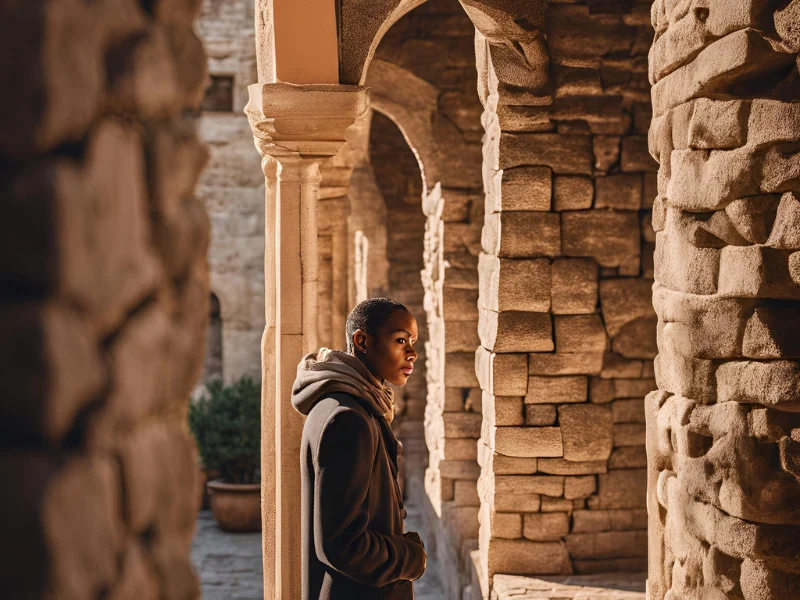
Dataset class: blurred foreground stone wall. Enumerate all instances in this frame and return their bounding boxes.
[0,0,210,597]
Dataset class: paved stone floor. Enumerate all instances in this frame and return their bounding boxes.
[191,499,444,600]
[492,572,647,600]
[191,510,264,600]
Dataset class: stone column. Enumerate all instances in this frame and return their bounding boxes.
[317,196,350,350]
[245,83,369,599]
[646,3,800,599]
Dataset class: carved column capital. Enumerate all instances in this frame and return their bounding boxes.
[245,82,370,169]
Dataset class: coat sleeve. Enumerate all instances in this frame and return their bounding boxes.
[312,407,426,587]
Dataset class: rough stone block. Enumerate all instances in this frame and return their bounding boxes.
[475,348,529,396]
[442,288,479,321]
[492,454,539,475]
[443,412,483,439]
[554,176,594,211]
[499,133,593,175]
[558,404,613,462]
[494,167,552,212]
[599,278,654,337]
[621,136,657,172]
[488,539,570,576]
[552,258,599,314]
[442,438,479,461]
[593,135,621,172]
[454,480,480,506]
[541,496,575,513]
[479,309,554,353]
[496,475,564,498]
[528,352,604,376]
[564,475,597,499]
[554,314,607,354]
[716,360,800,410]
[439,460,481,480]
[479,254,551,312]
[525,376,587,405]
[537,459,607,475]
[687,98,749,149]
[562,211,640,267]
[613,423,646,447]
[482,212,562,258]
[566,531,647,559]
[743,306,800,359]
[612,399,645,423]
[767,192,800,250]
[608,447,647,469]
[445,320,481,353]
[524,405,557,426]
[494,427,563,458]
[595,174,642,210]
[601,353,644,379]
[523,513,570,541]
[597,469,647,509]
[494,493,542,513]
[445,352,480,387]
[493,513,522,539]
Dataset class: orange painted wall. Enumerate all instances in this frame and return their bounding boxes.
[273,0,339,83]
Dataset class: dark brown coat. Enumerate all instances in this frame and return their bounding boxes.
[298,392,425,599]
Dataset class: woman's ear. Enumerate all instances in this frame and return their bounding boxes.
[352,329,368,354]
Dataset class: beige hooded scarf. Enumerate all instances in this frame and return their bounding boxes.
[291,348,396,424]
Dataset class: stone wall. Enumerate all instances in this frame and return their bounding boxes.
[467,0,657,590]
[195,0,264,385]
[370,2,486,596]
[646,2,800,598]
[0,0,209,597]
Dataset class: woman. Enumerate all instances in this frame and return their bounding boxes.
[291,297,427,599]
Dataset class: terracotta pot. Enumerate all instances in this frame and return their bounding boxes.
[207,479,262,533]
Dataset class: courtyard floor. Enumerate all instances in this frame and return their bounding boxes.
[191,497,444,600]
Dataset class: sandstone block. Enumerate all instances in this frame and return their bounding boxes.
[478,253,551,312]
[766,192,800,250]
[562,211,640,267]
[525,376,587,404]
[551,258,598,314]
[479,309,554,353]
[523,513,570,541]
[488,539,570,576]
[554,314,607,354]
[494,493,542,513]
[524,405,557,427]
[593,136,621,172]
[528,352,604,376]
[716,360,800,410]
[439,460,481,480]
[608,447,647,469]
[454,480,480,506]
[493,513,522,539]
[601,353,644,379]
[590,377,615,404]
[595,174,642,210]
[494,427,563,458]
[475,348,528,396]
[445,352,480,387]
[442,288,479,321]
[442,438,479,461]
[742,306,800,359]
[445,320,481,353]
[443,412,483,439]
[541,497,575,513]
[621,136,658,172]
[566,530,647,560]
[599,278,654,337]
[492,454,539,475]
[718,245,800,299]
[494,167,552,212]
[612,317,658,359]
[487,394,524,427]
[598,469,647,509]
[482,212,561,258]
[537,459,607,475]
[553,176,594,211]
[687,98,749,149]
[499,133,593,175]
[564,475,597,499]
[496,475,565,498]
[612,399,645,423]
[558,404,613,462]
[613,423,646,447]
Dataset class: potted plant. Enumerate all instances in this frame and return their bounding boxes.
[189,377,261,532]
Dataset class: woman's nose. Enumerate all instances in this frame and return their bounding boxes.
[408,348,418,362]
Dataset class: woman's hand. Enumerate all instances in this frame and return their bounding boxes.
[402,531,426,578]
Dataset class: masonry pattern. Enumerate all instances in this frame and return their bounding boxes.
[466,0,658,589]
[646,2,800,598]
[0,0,210,597]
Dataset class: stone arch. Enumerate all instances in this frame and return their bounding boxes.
[339,0,430,84]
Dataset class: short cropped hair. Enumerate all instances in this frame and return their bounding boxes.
[345,297,409,353]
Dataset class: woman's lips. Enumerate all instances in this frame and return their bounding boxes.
[401,367,413,375]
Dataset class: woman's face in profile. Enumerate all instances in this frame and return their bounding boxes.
[354,309,419,386]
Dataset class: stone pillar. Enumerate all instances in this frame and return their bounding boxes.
[245,83,369,599]
[646,3,800,599]
[317,196,350,350]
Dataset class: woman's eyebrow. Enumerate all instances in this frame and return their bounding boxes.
[392,329,416,339]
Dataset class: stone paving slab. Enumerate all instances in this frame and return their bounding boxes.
[191,500,443,600]
[492,572,646,600]
[191,510,264,600]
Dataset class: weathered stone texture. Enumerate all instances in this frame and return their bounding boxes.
[470,0,655,586]
[0,1,209,597]
[647,3,800,599]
